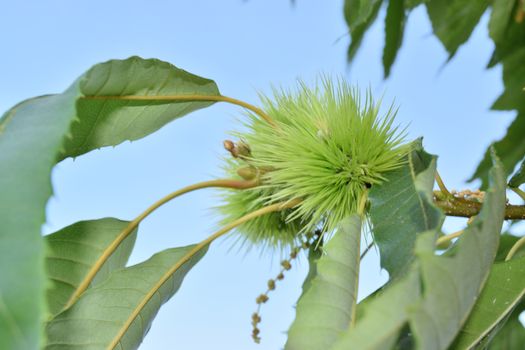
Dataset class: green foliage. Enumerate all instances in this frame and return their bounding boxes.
[60,57,219,159]
[452,256,525,348]
[0,56,220,348]
[332,154,506,350]
[409,155,505,348]
[331,268,421,350]
[485,305,525,349]
[285,214,362,350]
[383,0,406,77]
[344,0,383,63]
[45,218,137,316]
[3,1,525,343]
[471,111,525,189]
[509,159,525,187]
[0,92,76,349]
[369,139,443,280]
[45,245,207,349]
[426,0,490,57]
[343,0,525,189]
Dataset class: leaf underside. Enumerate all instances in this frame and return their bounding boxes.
[45,218,138,316]
[285,214,362,350]
[45,245,207,350]
[331,151,506,350]
[369,139,443,280]
[452,256,525,349]
[0,56,220,348]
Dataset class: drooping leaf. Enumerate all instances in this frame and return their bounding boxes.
[330,267,421,350]
[45,244,207,350]
[408,151,506,350]
[383,0,406,77]
[45,218,137,316]
[369,139,443,280]
[0,56,219,348]
[509,158,525,187]
[344,0,383,62]
[469,112,525,189]
[0,93,75,350]
[285,215,362,350]
[425,0,489,57]
[331,152,506,350]
[470,46,525,188]
[451,256,525,349]
[60,56,220,159]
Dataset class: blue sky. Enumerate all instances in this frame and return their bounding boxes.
[0,1,515,349]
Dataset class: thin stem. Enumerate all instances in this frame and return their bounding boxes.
[360,241,374,260]
[436,229,464,248]
[511,187,525,202]
[506,235,525,261]
[435,171,452,197]
[435,216,475,249]
[350,190,368,329]
[108,199,301,349]
[82,94,277,127]
[64,178,259,309]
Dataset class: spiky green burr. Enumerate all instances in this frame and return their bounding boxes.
[219,78,410,248]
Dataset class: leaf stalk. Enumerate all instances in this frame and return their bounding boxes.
[64,178,259,309]
[82,94,277,127]
[107,198,301,349]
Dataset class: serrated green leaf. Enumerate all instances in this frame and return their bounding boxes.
[489,0,517,44]
[285,215,362,350]
[469,112,525,189]
[509,158,525,187]
[492,48,525,111]
[369,139,443,280]
[61,56,220,159]
[409,152,506,350]
[0,56,219,348]
[488,11,525,67]
[45,244,207,350]
[383,0,406,77]
[471,47,525,188]
[425,0,489,57]
[45,218,137,316]
[451,257,525,349]
[344,0,383,62]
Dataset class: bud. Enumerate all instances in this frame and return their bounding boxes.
[256,294,269,304]
[236,141,252,158]
[237,166,257,180]
[281,260,292,270]
[267,279,276,290]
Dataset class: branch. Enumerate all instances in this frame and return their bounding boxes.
[434,191,525,220]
